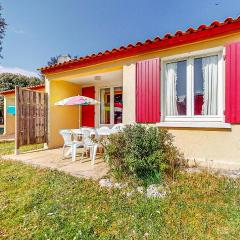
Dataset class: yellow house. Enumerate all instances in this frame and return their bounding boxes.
[40,16,240,170]
[0,84,45,136]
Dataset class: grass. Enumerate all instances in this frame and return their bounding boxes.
[0,159,240,239]
[0,141,43,155]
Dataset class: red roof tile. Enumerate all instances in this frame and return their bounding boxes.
[40,16,240,74]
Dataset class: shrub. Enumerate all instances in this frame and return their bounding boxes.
[102,124,185,183]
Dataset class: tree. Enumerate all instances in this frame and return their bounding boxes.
[47,54,78,66]
[0,73,44,108]
[0,73,44,92]
[0,4,7,58]
[47,55,61,66]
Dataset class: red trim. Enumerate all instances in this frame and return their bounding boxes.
[0,84,45,96]
[136,58,160,123]
[40,17,240,74]
[82,86,95,127]
[225,42,240,123]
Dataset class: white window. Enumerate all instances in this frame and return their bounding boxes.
[162,47,224,122]
[100,86,123,125]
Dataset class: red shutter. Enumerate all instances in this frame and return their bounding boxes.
[225,42,240,123]
[136,58,160,122]
[82,86,95,127]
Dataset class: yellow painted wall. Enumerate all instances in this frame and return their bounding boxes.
[170,125,240,170]
[3,95,15,135]
[47,80,81,148]
[45,31,240,169]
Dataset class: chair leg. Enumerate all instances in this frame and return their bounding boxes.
[91,145,97,165]
[72,145,77,162]
[81,147,85,162]
[62,145,65,159]
[89,147,93,158]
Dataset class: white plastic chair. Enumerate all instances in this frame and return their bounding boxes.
[82,129,98,165]
[97,126,112,136]
[111,123,124,133]
[59,130,84,161]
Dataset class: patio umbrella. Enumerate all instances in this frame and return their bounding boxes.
[55,95,100,127]
[55,95,99,106]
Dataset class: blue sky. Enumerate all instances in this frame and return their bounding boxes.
[1,0,240,76]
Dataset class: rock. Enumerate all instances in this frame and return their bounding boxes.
[114,182,123,189]
[144,232,149,238]
[99,178,113,188]
[146,184,166,198]
[185,167,202,174]
[136,186,144,194]
[47,212,55,216]
[221,170,240,179]
[125,191,134,197]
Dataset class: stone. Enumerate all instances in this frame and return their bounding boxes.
[136,186,144,194]
[146,184,166,198]
[125,191,134,197]
[114,182,122,189]
[221,170,240,179]
[185,167,202,174]
[99,178,113,188]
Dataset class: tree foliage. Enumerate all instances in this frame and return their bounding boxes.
[0,73,43,92]
[0,73,44,110]
[103,124,185,183]
[0,4,7,58]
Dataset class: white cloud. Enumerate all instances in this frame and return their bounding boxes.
[0,66,40,78]
[13,28,25,34]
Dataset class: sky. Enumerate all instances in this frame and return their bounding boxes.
[1,0,240,77]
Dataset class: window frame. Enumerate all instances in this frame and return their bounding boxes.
[161,46,224,122]
[99,86,123,126]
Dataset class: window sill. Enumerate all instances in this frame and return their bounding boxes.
[156,122,231,129]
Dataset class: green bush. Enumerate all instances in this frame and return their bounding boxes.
[103,124,186,183]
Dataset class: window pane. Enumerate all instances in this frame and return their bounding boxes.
[114,87,123,124]
[100,88,110,124]
[194,56,218,115]
[165,60,187,116]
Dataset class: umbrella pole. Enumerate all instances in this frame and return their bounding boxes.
[78,105,81,128]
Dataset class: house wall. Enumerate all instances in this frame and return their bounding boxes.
[46,79,81,148]
[123,64,136,124]
[170,126,240,169]
[3,95,15,135]
[121,34,240,169]
[45,32,240,169]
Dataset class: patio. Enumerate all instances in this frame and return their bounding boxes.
[3,148,109,180]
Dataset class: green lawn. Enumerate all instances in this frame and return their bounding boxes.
[0,160,240,239]
[0,141,43,155]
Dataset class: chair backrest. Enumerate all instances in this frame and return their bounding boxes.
[82,129,94,146]
[97,126,111,135]
[81,127,93,132]
[111,123,124,132]
[59,130,72,145]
